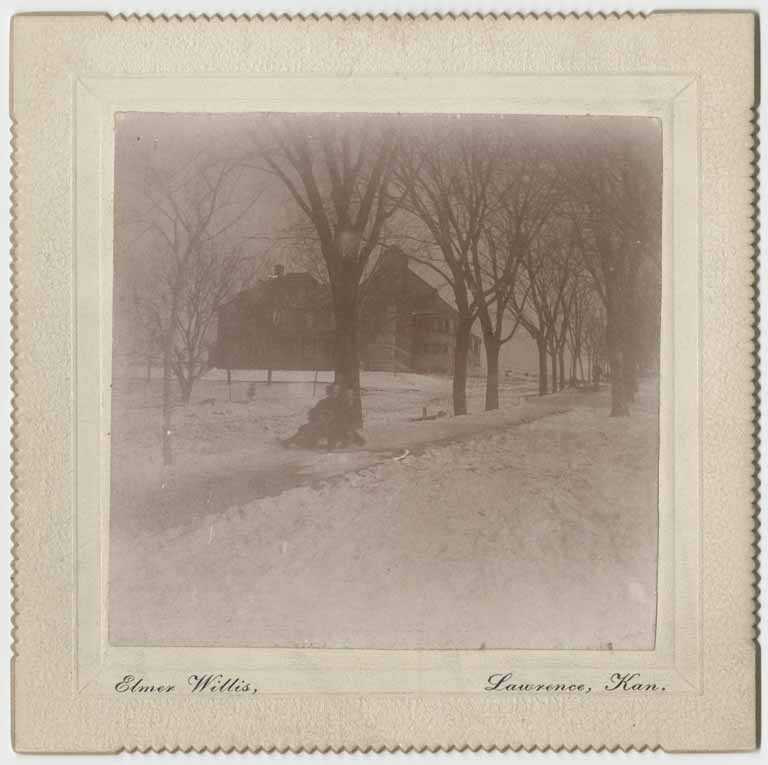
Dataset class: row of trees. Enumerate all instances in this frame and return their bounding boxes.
[119,114,661,462]
[259,115,661,421]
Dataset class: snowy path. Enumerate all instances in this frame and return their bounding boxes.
[109,384,659,651]
[110,396,567,540]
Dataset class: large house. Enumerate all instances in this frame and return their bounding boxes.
[211,248,483,375]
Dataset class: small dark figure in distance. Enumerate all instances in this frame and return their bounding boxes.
[326,387,366,449]
[592,362,601,391]
[281,384,340,449]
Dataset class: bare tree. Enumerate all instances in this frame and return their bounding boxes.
[394,119,503,415]
[581,297,608,386]
[468,147,560,409]
[560,124,661,415]
[550,290,573,393]
[129,283,164,382]
[565,275,598,386]
[142,239,256,403]
[468,226,527,409]
[549,231,585,393]
[126,148,262,464]
[251,115,401,427]
[514,223,577,396]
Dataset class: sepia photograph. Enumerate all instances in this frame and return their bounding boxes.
[108,111,662,650]
[9,9,759,754]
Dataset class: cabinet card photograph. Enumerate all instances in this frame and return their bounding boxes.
[9,12,758,754]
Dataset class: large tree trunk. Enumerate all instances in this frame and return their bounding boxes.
[452,319,472,415]
[332,285,363,428]
[537,336,548,395]
[483,336,501,411]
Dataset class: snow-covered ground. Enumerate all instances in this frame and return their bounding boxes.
[109,372,659,651]
[108,370,541,536]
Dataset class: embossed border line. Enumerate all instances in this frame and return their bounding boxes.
[73,73,699,695]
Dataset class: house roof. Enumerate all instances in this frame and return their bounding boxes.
[221,253,483,339]
[222,271,326,312]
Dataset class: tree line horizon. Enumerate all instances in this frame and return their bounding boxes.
[117,112,662,464]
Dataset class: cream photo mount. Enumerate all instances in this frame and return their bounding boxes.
[10,13,757,753]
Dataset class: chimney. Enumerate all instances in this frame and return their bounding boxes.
[272,264,285,279]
